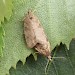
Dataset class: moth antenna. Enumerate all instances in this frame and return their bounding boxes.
[45,59,50,75]
[51,57,66,59]
[45,56,65,74]
[45,55,52,74]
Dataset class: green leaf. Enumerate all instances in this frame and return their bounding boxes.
[9,39,75,75]
[10,0,75,50]
[0,0,35,75]
[0,0,13,24]
[0,26,4,57]
[0,0,13,57]
[0,0,75,75]
[5,0,75,50]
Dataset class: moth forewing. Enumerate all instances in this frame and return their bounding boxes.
[24,10,51,59]
[24,11,37,48]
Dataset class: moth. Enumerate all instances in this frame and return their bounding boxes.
[23,10,51,60]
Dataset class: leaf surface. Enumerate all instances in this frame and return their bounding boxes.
[9,39,75,75]
[0,0,75,75]
[0,26,4,57]
[0,0,13,24]
[0,0,13,57]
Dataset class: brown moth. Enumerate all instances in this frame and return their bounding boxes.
[24,10,51,60]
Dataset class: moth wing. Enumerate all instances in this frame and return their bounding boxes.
[24,24,37,48]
